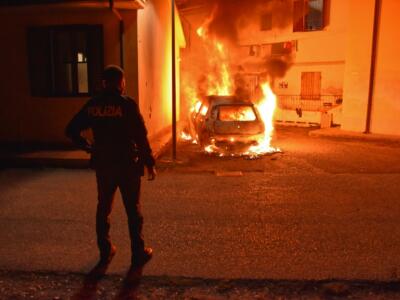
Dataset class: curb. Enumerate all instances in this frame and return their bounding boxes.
[309,128,400,144]
[0,136,172,169]
[0,157,89,169]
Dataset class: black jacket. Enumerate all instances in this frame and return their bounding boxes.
[65,90,155,173]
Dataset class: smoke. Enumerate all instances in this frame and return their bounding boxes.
[181,0,296,110]
[205,0,293,44]
[201,0,294,82]
[264,56,293,78]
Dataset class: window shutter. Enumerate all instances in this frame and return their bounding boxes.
[27,27,51,96]
[87,25,104,95]
[301,72,321,100]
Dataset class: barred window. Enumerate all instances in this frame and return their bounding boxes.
[293,0,328,32]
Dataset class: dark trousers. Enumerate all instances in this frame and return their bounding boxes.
[95,166,144,261]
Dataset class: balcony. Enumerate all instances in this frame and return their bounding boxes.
[277,95,343,112]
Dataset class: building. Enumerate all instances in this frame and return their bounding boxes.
[236,0,348,127]
[0,0,186,146]
[178,0,400,136]
[342,0,400,136]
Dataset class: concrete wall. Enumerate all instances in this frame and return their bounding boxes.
[0,6,132,143]
[341,0,376,132]
[342,0,400,136]
[121,10,140,103]
[370,0,400,135]
[276,64,345,96]
[137,0,186,139]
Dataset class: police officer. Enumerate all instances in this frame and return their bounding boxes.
[65,65,156,270]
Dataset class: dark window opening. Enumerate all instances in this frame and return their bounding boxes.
[260,13,272,31]
[27,25,103,97]
[271,42,293,56]
[293,0,326,32]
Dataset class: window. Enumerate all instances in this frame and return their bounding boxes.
[293,0,327,32]
[27,25,103,97]
[260,13,272,31]
[218,105,257,122]
[271,42,293,56]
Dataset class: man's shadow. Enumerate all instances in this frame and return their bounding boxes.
[72,262,144,300]
[114,267,143,300]
[72,261,111,300]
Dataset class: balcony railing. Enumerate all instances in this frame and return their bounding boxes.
[276,95,343,112]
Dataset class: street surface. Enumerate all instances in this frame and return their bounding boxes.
[1,127,400,281]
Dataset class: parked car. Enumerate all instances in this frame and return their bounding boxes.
[189,95,265,153]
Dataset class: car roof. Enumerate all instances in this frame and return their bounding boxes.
[205,95,254,106]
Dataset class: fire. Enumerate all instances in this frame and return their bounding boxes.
[182,81,280,158]
[245,83,280,156]
[196,27,204,37]
[193,101,202,113]
[196,26,233,96]
[184,85,199,113]
[180,16,280,157]
[216,42,223,52]
[180,131,192,141]
[202,82,280,157]
[180,131,199,145]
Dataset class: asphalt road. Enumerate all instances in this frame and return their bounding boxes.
[1,127,400,281]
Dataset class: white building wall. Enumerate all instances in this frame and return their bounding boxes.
[137,0,172,138]
[137,0,185,139]
[342,0,400,136]
[238,0,349,125]
[341,0,376,132]
[370,0,400,135]
[276,63,345,96]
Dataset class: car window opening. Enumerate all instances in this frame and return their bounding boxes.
[218,105,257,122]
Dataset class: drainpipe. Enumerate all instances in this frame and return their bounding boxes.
[365,0,382,134]
[172,0,177,160]
[110,0,124,68]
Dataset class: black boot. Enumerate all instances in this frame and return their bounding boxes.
[131,247,153,268]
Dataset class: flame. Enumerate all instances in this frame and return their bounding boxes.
[216,42,224,52]
[196,26,233,96]
[193,101,202,113]
[195,6,217,40]
[184,85,199,113]
[212,41,232,96]
[180,131,192,141]
[181,13,280,157]
[204,144,215,153]
[245,82,280,156]
[196,26,205,37]
[203,82,280,157]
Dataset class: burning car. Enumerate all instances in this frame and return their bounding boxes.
[189,95,265,154]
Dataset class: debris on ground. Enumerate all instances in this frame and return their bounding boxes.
[1,270,400,300]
